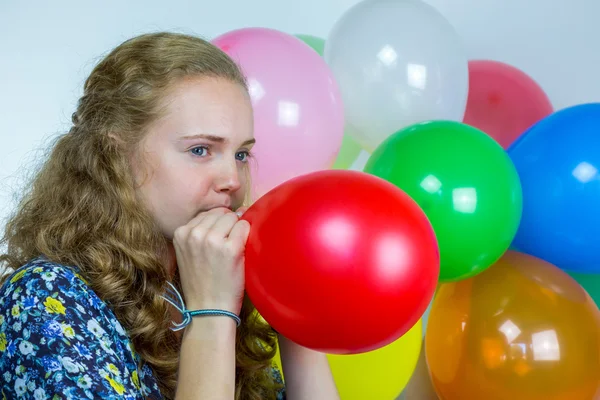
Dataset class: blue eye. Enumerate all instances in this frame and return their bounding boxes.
[190,146,208,157]
[236,151,250,163]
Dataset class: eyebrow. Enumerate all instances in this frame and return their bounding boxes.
[179,133,256,146]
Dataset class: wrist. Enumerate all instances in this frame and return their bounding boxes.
[187,309,241,327]
[186,302,241,316]
[182,315,238,342]
[182,294,241,316]
[162,281,241,333]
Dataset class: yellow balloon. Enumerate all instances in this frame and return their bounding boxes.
[271,319,422,398]
[327,320,422,399]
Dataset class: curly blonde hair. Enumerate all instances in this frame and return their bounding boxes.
[0,32,281,399]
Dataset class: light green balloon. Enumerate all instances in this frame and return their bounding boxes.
[294,34,325,56]
[332,130,364,170]
[295,33,364,169]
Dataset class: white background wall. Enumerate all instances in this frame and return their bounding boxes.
[1,0,599,226]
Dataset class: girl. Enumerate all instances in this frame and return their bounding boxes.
[0,32,339,400]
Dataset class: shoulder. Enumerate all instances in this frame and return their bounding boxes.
[2,257,88,292]
[0,256,132,345]
[0,257,162,398]
[0,257,117,350]
[0,257,102,316]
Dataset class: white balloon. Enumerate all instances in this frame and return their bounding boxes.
[325,0,469,151]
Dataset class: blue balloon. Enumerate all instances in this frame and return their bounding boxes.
[508,103,600,273]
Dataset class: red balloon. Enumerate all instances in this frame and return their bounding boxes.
[242,170,439,354]
[463,60,553,149]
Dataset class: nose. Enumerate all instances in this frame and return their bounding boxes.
[214,158,242,193]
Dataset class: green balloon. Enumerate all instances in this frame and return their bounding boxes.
[295,34,325,56]
[364,121,523,282]
[569,272,600,307]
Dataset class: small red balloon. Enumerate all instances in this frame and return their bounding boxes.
[463,60,553,149]
[242,170,439,354]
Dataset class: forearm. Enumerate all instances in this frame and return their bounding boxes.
[278,335,340,400]
[176,318,237,400]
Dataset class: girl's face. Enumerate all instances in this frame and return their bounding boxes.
[133,76,254,239]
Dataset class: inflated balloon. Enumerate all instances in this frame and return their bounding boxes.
[569,272,600,307]
[327,320,421,399]
[324,0,468,151]
[294,33,366,170]
[242,170,439,354]
[508,103,600,273]
[273,320,422,399]
[463,60,553,149]
[332,129,365,170]
[212,28,344,198]
[425,250,600,400]
[364,121,522,282]
[294,33,325,55]
[398,340,439,400]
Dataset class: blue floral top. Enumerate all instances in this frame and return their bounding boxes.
[0,258,285,399]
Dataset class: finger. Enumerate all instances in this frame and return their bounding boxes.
[187,207,230,230]
[227,219,251,249]
[178,208,230,243]
[191,211,233,240]
[207,212,240,239]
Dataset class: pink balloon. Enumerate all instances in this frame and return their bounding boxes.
[463,60,553,149]
[212,28,344,198]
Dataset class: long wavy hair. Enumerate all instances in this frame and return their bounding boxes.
[0,32,280,400]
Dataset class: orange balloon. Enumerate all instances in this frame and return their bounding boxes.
[425,250,600,400]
